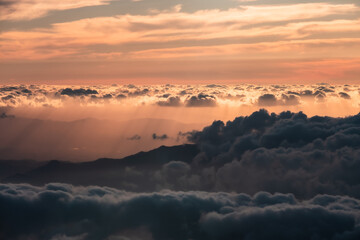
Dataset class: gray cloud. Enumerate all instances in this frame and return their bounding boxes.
[1,183,360,240]
[258,93,300,106]
[4,110,360,199]
[0,84,358,109]
[185,94,217,107]
[257,94,277,106]
[152,133,168,140]
[339,92,351,99]
[127,134,141,141]
[156,96,182,107]
[60,88,99,97]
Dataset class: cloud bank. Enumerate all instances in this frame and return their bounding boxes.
[1,83,359,161]
[0,84,358,111]
[3,109,360,200]
[1,183,360,240]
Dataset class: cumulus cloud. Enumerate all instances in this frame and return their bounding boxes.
[0,84,358,110]
[60,88,99,97]
[156,96,182,107]
[180,109,360,197]
[185,94,217,107]
[257,94,277,106]
[1,183,360,240]
[339,92,351,99]
[128,88,150,97]
[257,93,301,106]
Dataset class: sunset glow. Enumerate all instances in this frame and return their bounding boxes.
[1,0,360,83]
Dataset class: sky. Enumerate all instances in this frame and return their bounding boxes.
[1,0,360,84]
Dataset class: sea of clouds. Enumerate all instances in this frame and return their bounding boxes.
[2,84,360,239]
[0,83,358,109]
[1,183,360,240]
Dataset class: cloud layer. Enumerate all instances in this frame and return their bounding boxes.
[0,84,359,110]
[4,109,360,200]
[1,183,360,240]
[1,84,360,161]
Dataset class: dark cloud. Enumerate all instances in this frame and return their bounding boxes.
[0,86,18,92]
[102,94,113,99]
[1,94,14,101]
[159,93,171,98]
[182,109,360,197]
[178,90,189,95]
[185,94,216,107]
[0,84,358,108]
[128,89,149,97]
[152,133,168,140]
[60,88,98,97]
[258,94,300,106]
[317,86,335,93]
[285,89,328,100]
[0,112,14,119]
[300,89,315,97]
[116,93,127,99]
[258,94,277,106]
[21,89,32,94]
[127,134,141,140]
[314,90,326,100]
[339,92,351,99]
[157,96,182,107]
[1,183,360,240]
[281,94,300,105]
[205,84,227,89]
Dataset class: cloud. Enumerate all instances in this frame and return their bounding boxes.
[60,88,99,97]
[0,112,14,119]
[177,109,360,197]
[127,134,141,140]
[0,83,359,111]
[3,106,360,198]
[157,96,182,107]
[128,89,150,97]
[152,133,168,140]
[1,83,360,119]
[185,94,217,107]
[1,183,360,240]
[0,3,359,61]
[0,0,112,21]
[339,92,351,99]
[257,93,300,106]
[257,94,277,106]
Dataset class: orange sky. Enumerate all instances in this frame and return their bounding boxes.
[0,0,360,84]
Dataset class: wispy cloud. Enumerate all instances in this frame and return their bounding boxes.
[0,3,358,60]
[0,0,113,21]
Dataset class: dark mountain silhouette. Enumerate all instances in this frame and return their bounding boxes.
[4,110,360,198]
[0,115,203,161]
[0,160,46,179]
[3,144,199,191]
